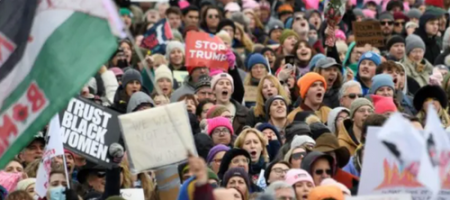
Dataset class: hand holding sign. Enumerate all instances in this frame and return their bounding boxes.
[185,31,229,72]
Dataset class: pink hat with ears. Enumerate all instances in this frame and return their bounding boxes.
[362,9,376,18]
[179,0,190,9]
[335,30,347,41]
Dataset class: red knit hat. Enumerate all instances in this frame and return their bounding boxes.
[372,95,397,114]
[297,72,327,99]
[425,0,444,8]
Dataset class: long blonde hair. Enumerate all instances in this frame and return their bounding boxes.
[417,106,450,127]
[234,128,269,162]
[254,75,291,117]
[235,23,254,52]
[120,159,158,200]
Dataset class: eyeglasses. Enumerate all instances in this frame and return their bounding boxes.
[213,128,231,135]
[344,93,363,99]
[315,169,332,175]
[381,21,394,26]
[272,168,289,174]
[291,152,307,160]
[208,14,219,19]
[394,21,405,26]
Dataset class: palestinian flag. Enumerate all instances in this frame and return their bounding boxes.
[0,0,124,168]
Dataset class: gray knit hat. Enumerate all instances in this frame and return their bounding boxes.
[406,34,426,55]
[266,19,284,35]
[350,98,374,118]
[122,68,142,87]
[165,41,184,60]
[369,74,395,95]
[265,95,287,119]
[378,11,394,21]
[406,8,422,20]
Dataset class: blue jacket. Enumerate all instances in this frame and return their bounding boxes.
[343,157,360,177]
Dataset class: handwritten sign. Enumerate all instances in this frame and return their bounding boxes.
[185,31,228,72]
[121,189,145,200]
[244,86,258,102]
[118,102,197,172]
[352,21,384,47]
[346,194,412,200]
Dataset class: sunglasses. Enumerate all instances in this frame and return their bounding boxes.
[291,152,307,160]
[315,169,332,175]
[208,14,219,19]
[394,21,405,26]
[381,21,394,26]
[345,93,363,99]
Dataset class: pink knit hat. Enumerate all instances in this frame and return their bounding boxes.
[211,72,234,91]
[207,116,234,135]
[179,0,190,9]
[225,2,241,12]
[372,95,397,114]
[334,30,346,41]
[362,9,376,19]
[242,0,259,10]
[285,169,315,186]
[110,67,124,76]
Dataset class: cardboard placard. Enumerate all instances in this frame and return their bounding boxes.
[59,97,121,167]
[185,31,228,72]
[121,189,145,200]
[244,86,258,102]
[352,21,384,47]
[118,102,197,172]
[346,194,412,200]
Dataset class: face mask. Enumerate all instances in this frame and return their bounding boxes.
[49,186,66,200]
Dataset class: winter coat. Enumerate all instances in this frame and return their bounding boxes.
[245,107,267,128]
[87,71,119,106]
[400,56,433,87]
[323,87,340,109]
[414,23,441,64]
[287,103,331,124]
[333,168,359,193]
[111,85,150,114]
[170,76,196,102]
[337,119,360,155]
[327,107,350,135]
[231,99,249,135]
[343,156,360,177]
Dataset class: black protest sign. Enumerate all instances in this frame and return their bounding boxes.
[59,97,120,167]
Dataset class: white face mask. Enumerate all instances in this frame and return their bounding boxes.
[49,186,66,200]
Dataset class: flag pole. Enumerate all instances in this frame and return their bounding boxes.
[61,153,71,189]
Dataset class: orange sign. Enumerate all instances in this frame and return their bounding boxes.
[185,31,229,72]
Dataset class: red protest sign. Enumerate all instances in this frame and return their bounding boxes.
[185,31,228,72]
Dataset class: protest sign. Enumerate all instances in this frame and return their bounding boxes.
[185,31,228,72]
[173,71,189,86]
[36,115,66,198]
[140,18,173,54]
[352,21,384,47]
[358,125,450,199]
[346,193,412,200]
[59,97,121,167]
[244,86,258,102]
[121,189,145,200]
[118,102,197,172]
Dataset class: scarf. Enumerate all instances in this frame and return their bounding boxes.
[251,156,266,177]
[250,77,261,86]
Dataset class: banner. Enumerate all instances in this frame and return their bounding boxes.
[358,126,450,199]
[35,114,65,198]
[185,31,228,72]
[0,0,120,168]
[118,102,197,172]
[59,97,121,167]
[140,18,173,54]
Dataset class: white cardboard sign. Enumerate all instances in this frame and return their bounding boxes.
[121,188,145,200]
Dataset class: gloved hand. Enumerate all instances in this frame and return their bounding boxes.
[225,49,236,70]
[109,143,124,164]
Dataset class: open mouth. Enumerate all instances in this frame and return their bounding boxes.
[132,89,138,93]
[222,91,228,96]
[302,195,308,200]
[276,108,285,113]
[328,77,334,83]
[162,88,168,92]
[301,22,306,27]
[250,151,257,157]
[267,92,273,97]
[300,52,308,56]
[316,92,323,98]
[393,77,398,84]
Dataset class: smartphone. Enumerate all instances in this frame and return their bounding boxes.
[285,55,296,65]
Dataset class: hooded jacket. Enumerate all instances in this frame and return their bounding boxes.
[400,55,433,87]
[337,119,360,155]
[170,76,196,102]
[230,99,249,135]
[126,91,154,113]
[112,85,150,114]
[414,13,442,64]
[342,42,358,74]
[300,151,336,177]
[327,107,350,135]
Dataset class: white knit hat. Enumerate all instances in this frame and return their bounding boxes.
[165,41,185,60]
[155,64,173,84]
[211,72,234,92]
[290,135,315,150]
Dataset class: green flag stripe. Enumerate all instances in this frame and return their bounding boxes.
[0,12,117,168]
